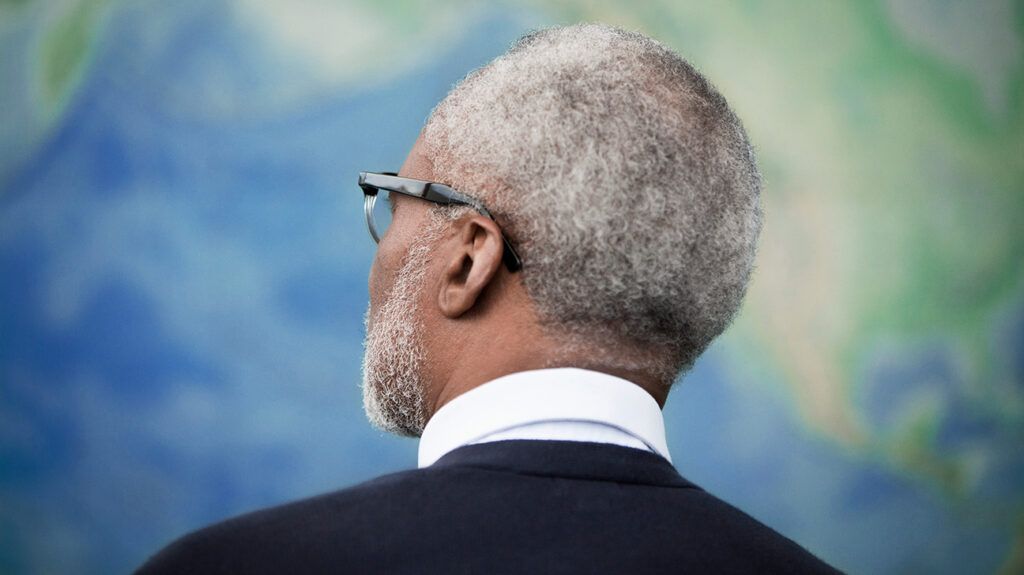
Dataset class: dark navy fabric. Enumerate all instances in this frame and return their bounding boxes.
[136,440,841,574]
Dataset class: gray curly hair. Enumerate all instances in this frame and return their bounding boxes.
[422,23,763,388]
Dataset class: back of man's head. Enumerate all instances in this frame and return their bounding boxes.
[422,23,763,390]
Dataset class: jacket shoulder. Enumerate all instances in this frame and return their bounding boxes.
[135,462,841,574]
[133,468,433,574]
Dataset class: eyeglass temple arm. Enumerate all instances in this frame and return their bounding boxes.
[499,236,522,272]
[359,172,522,271]
[426,184,522,271]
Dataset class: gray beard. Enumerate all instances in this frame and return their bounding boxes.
[360,238,433,437]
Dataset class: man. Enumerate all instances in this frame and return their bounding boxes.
[137,23,840,574]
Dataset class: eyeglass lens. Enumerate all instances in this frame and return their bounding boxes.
[371,189,393,241]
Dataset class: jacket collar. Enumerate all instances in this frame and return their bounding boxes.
[430,439,697,489]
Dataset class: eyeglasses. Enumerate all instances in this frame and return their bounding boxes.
[358,171,522,272]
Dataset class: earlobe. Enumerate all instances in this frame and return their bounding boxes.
[436,216,505,319]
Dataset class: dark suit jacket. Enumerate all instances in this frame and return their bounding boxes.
[136,440,840,574]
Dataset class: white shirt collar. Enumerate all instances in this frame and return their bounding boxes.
[417,367,672,468]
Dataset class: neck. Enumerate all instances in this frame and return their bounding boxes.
[420,271,669,422]
[424,325,668,422]
[425,314,552,419]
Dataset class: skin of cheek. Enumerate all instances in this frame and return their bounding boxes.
[366,252,386,318]
[366,196,432,321]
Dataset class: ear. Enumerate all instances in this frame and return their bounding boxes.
[436,215,505,318]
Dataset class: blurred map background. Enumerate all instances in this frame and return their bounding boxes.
[1,0,1022,573]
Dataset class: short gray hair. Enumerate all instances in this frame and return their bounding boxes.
[423,23,763,387]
